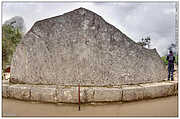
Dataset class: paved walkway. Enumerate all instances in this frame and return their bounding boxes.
[2,96,178,117]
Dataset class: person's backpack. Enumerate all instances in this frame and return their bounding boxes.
[169,55,174,61]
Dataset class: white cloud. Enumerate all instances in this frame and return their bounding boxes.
[2,2,177,56]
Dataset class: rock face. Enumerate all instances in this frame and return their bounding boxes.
[10,8,167,86]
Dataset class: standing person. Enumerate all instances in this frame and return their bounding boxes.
[166,50,175,81]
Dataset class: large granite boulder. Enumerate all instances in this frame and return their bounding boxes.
[10,8,167,86]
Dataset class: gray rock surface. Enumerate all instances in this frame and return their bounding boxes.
[30,85,56,102]
[57,87,78,103]
[8,84,31,100]
[140,82,175,99]
[10,8,167,85]
[171,81,178,95]
[122,85,144,101]
[2,84,10,98]
[94,87,122,102]
[56,87,94,103]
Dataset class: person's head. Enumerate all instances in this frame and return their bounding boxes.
[169,50,173,54]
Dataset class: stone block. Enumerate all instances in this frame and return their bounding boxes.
[9,84,31,100]
[140,82,175,99]
[56,87,78,103]
[2,84,10,98]
[30,85,57,103]
[94,87,122,102]
[3,80,9,84]
[122,85,144,101]
[56,86,94,103]
[169,81,178,95]
[81,87,94,102]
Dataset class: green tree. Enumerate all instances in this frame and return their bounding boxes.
[161,56,168,65]
[2,24,22,70]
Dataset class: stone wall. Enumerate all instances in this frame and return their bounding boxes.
[3,81,178,103]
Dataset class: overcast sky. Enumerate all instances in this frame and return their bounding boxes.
[2,2,177,56]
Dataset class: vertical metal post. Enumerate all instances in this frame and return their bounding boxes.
[78,84,80,111]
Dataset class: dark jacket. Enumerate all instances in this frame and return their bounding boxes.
[166,53,175,65]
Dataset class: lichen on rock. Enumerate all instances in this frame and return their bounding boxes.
[10,8,167,86]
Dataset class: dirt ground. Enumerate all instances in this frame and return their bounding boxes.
[2,96,178,117]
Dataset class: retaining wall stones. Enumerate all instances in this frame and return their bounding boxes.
[140,82,175,99]
[122,85,144,101]
[94,87,122,102]
[2,81,178,103]
[2,84,10,98]
[8,84,32,100]
[30,85,57,103]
